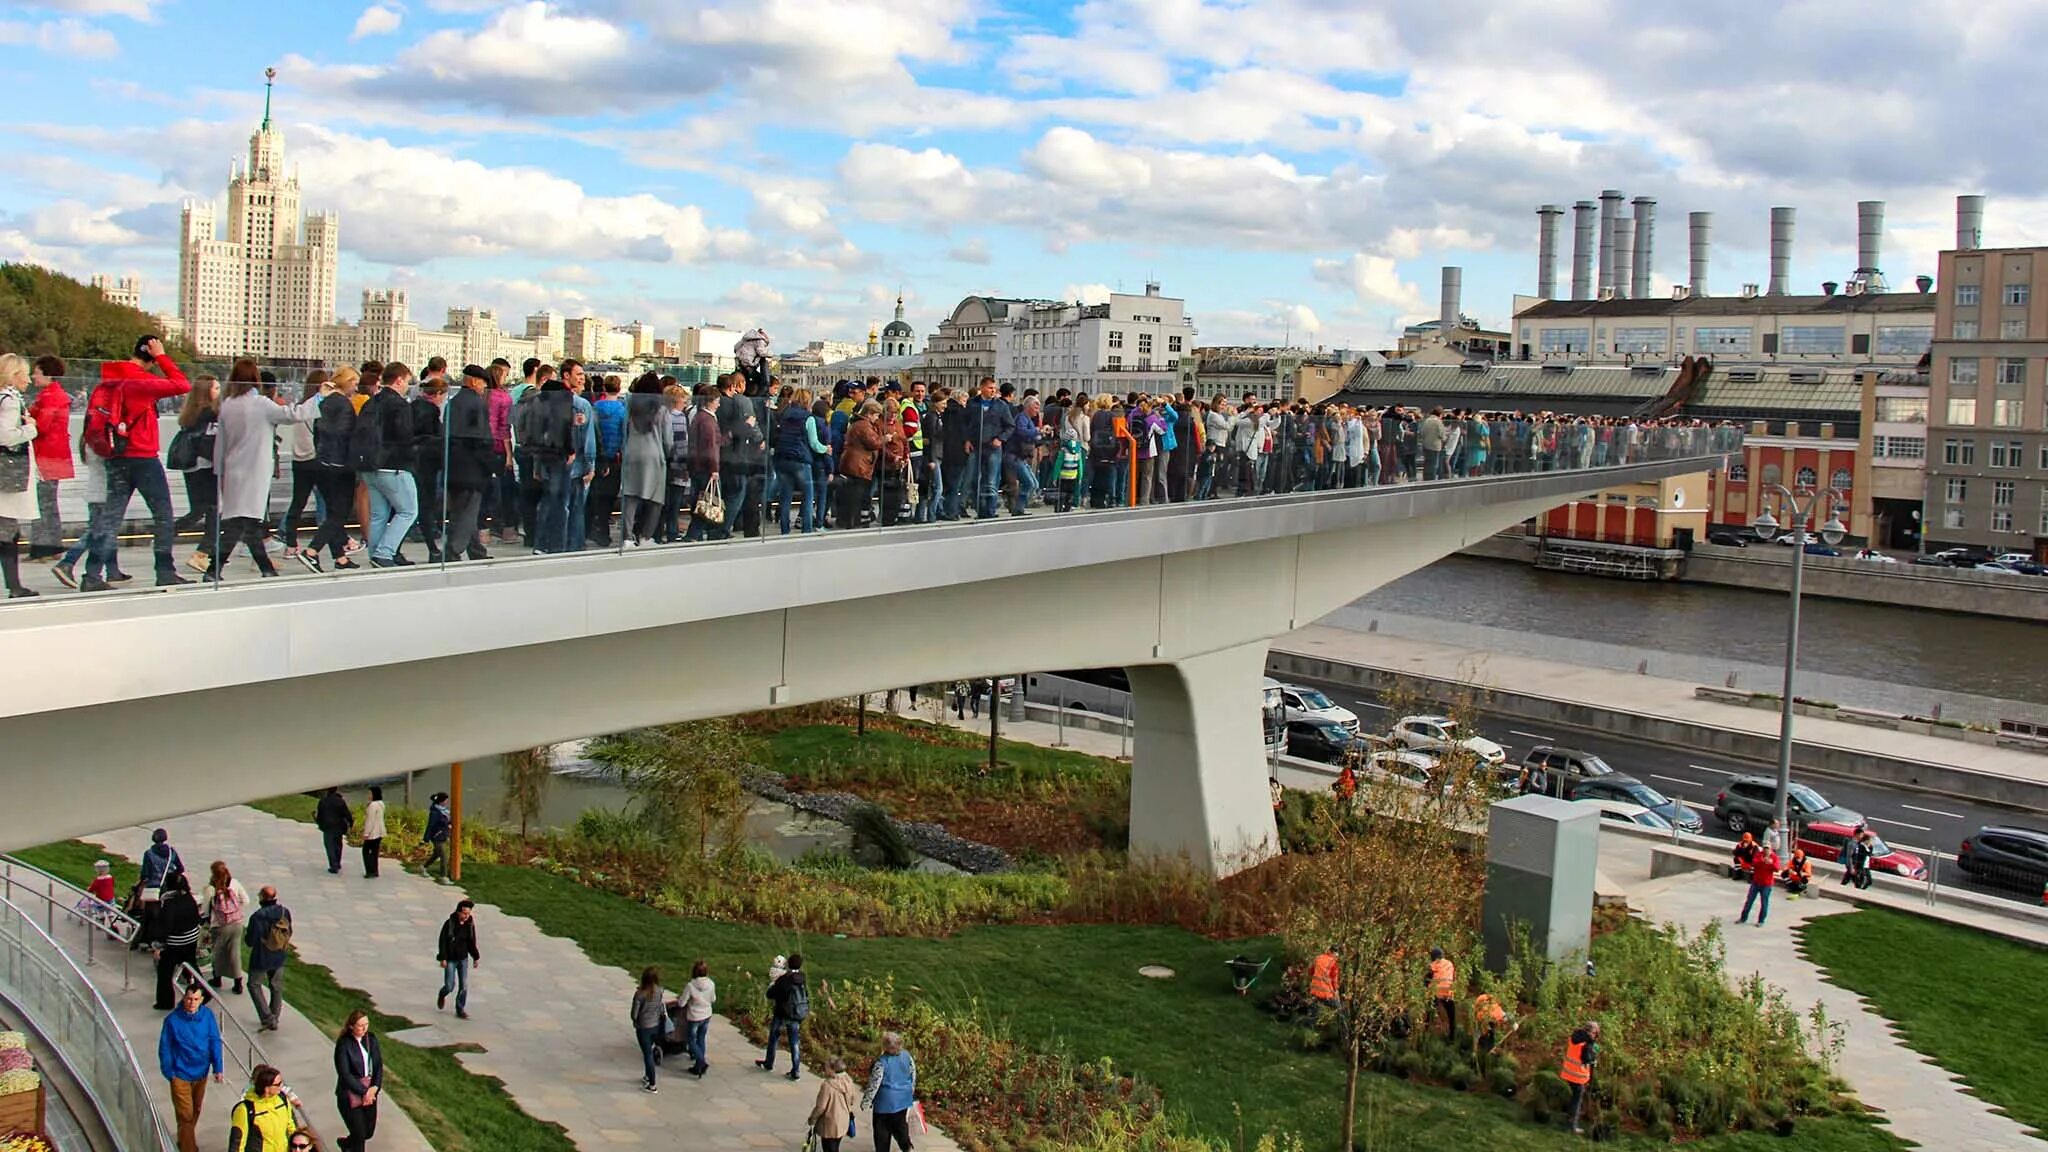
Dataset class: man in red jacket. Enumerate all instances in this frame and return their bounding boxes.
[85,336,191,589]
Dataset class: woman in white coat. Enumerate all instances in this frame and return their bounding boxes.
[0,354,41,598]
[209,359,327,581]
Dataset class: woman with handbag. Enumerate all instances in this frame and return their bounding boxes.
[809,1058,858,1152]
[0,354,41,598]
[333,1010,384,1152]
[837,402,884,531]
[170,375,220,570]
[682,385,722,542]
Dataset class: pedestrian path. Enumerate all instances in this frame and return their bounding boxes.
[1619,865,2037,1151]
[87,808,961,1152]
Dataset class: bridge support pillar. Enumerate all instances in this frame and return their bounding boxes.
[1127,640,1280,876]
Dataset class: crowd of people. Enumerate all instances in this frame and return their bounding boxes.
[0,336,1739,596]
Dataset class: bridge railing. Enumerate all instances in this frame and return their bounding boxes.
[7,402,1738,612]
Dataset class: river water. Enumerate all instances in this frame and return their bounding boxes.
[1349,556,2048,713]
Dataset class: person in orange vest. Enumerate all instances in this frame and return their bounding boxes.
[1425,947,1456,1039]
[1307,946,1341,1013]
[1472,991,1514,1059]
[1560,1020,1600,1136]
[1333,763,1357,803]
[1779,847,1814,897]
[1730,832,1758,881]
[1737,839,1781,927]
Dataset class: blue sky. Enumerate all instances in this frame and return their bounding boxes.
[4,0,2048,352]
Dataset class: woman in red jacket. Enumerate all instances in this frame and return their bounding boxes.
[27,355,71,559]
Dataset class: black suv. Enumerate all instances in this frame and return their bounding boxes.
[1285,719,1359,765]
[1957,826,2048,891]
[1713,774,1860,835]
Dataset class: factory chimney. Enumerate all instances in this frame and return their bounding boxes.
[1536,205,1563,300]
[1688,211,1712,298]
[1571,201,1596,300]
[1767,207,1795,296]
[1631,196,1657,302]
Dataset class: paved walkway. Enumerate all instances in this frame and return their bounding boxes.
[86,809,960,1152]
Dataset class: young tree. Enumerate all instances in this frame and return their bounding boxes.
[498,745,554,840]
[595,721,754,868]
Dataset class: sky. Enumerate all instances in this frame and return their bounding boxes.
[5,0,2048,354]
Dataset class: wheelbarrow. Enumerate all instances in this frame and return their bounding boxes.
[1226,954,1270,995]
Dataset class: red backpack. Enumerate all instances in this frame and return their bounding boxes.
[81,382,129,459]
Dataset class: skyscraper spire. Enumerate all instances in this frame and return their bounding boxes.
[262,66,276,130]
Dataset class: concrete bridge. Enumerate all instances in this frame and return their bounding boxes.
[0,450,1725,872]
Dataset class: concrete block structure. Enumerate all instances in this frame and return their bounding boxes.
[1481,795,1598,971]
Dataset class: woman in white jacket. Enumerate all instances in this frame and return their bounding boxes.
[680,959,716,1077]
[208,360,326,581]
[0,354,41,598]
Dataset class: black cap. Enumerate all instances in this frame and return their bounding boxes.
[133,335,159,361]
[462,364,490,382]
[880,380,903,394]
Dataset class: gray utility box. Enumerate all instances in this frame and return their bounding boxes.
[1481,794,1597,971]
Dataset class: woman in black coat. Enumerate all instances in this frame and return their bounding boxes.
[442,369,495,561]
[334,1010,384,1151]
[151,872,202,1009]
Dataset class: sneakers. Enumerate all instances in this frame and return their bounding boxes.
[79,576,111,593]
[297,551,322,574]
[7,587,38,599]
[186,552,211,574]
[456,1009,470,1020]
[369,557,393,569]
[785,1071,799,1081]
[754,1059,773,1072]
[437,990,447,1011]
[641,1081,658,1094]
[392,553,415,567]
[50,563,76,590]
[156,572,191,587]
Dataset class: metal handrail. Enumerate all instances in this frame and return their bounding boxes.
[0,892,171,1150]
[0,856,137,988]
[171,961,324,1144]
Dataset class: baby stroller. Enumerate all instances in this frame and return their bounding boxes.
[655,1001,689,1063]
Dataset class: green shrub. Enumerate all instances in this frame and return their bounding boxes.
[1445,1061,1474,1091]
[1486,1065,1517,1097]
[848,802,917,870]
[1393,1050,1426,1080]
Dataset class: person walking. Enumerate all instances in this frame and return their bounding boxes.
[170,375,220,571]
[423,792,452,881]
[333,1010,384,1152]
[315,787,353,875]
[809,1057,858,1152]
[1560,1020,1600,1135]
[1736,837,1781,927]
[209,360,325,581]
[756,952,807,1080]
[25,355,70,561]
[681,959,716,1077]
[360,786,386,877]
[200,861,250,994]
[227,1064,301,1152]
[153,872,203,1010]
[436,899,480,1019]
[244,886,292,1032]
[301,366,363,573]
[0,354,43,598]
[85,336,192,587]
[630,966,667,1094]
[137,828,185,949]
[441,366,495,561]
[157,982,224,1152]
[861,1031,918,1152]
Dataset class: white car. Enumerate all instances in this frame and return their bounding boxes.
[1575,798,1675,831]
[1995,552,2036,566]
[1853,548,1896,564]
[1278,684,1359,732]
[1364,749,1441,791]
[1391,715,1507,765]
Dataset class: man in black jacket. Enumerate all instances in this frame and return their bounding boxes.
[716,373,766,538]
[935,391,970,520]
[411,372,447,562]
[314,787,352,875]
[523,374,577,553]
[444,367,495,561]
[436,900,482,1019]
[755,953,807,1081]
[357,362,419,567]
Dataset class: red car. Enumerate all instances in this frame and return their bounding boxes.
[1798,821,1928,880]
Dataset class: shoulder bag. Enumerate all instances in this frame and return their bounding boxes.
[693,472,725,523]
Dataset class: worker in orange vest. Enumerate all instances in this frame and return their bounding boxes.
[1425,947,1457,1039]
[1472,991,1515,1059]
[1333,763,1357,803]
[1730,832,1758,881]
[1779,847,1814,897]
[1307,947,1341,1012]
[1560,1021,1601,1135]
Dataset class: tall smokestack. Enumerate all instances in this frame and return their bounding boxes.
[1855,200,1886,292]
[1956,194,1985,250]
[1440,266,1462,350]
[1571,201,1596,300]
[1536,205,1563,300]
[1631,196,1657,301]
[1598,190,1624,295]
[1767,206,1795,296]
[1688,211,1712,298]
[1613,217,1636,299]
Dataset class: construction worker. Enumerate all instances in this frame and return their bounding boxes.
[1472,991,1515,1059]
[1779,847,1814,896]
[1730,832,1758,881]
[1333,763,1357,804]
[1560,1020,1600,1136]
[1425,947,1456,1039]
[1307,946,1341,1013]
[1736,838,1781,927]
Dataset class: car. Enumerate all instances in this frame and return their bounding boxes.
[1574,798,1675,832]
[1852,548,1896,564]
[1926,546,1991,567]
[1514,745,1619,796]
[1980,558,2048,576]
[1278,684,1359,732]
[1363,749,1442,791]
[1799,820,1928,880]
[1911,554,1953,567]
[1284,719,1360,764]
[1706,530,1749,548]
[1392,715,1506,765]
[1956,825,2048,891]
[1712,774,1862,835]
[1567,774,1705,834]
[1803,542,1842,557]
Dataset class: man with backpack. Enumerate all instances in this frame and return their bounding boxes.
[516,365,578,553]
[755,952,808,1081]
[243,887,292,1032]
[84,335,192,588]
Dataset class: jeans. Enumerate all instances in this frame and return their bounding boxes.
[31,478,61,551]
[636,1024,662,1085]
[363,468,418,561]
[322,829,344,872]
[1737,882,1772,925]
[1423,449,1445,481]
[762,1017,800,1072]
[687,1017,709,1067]
[534,457,572,552]
[566,471,590,550]
[93,456,176,577]
[940,460,967,519]
[913,458,937,522]
[248,966,284,1028]
[721,466,763,538]
[974,450,1003,517]
[774,459,815,534]
[440,956,470,1012]
[1004,455,1039,514]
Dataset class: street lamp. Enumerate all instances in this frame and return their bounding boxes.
[1750,485,1846,849]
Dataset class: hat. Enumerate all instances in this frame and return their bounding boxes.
[880,380,902,394]
[152,828,169,844]
[462,364,490,382]
[93,859,110,872]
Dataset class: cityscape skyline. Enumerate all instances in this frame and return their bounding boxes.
[4,2,2047,354]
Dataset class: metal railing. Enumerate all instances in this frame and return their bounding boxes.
[171,961,323,1144]
[0,856,138,987]
[0,892,171,1150]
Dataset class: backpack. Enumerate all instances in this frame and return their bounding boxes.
[515,393,570,457]
[82,383,129,459]
[348,397,384,471]
[262,909,293,954]
[786,979,810,1022]
[211,884,245,924]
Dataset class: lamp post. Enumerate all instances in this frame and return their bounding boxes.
[1750,485,1847,849]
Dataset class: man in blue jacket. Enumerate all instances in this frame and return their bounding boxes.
[962,377,1011,519]
[159,982,224,1152]
[243,887,292,1033]
[1005,395,1045,516]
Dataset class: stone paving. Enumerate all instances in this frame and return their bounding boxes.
[87,809,961,1152]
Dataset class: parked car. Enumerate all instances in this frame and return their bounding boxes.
[1278,684,1359,732]
[1363,749,1442,791]
[1924,547,1991,567]
[1956,825,2048,891]
[1575,798,1675,832]
[1392,715,1506,765]
[1981,558,2047,576]
[1284,719,1362,765]
[1514,745,1619,796]
[1567,774,1705,833]
[1803,542,1842,557]
[1712,774,1861,835]
[1799,820,1927,880]
[1706,530,1749,548]
[1852,548,1896,563]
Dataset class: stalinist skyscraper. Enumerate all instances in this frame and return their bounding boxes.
[178,68,338,360]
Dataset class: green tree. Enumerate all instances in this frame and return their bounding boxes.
[498,745,555,839]
[588,721,753,869]
[0,263,193,361]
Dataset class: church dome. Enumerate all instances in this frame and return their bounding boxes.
[882,318,913,338]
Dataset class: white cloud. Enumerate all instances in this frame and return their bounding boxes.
[946,238,990,264]
[0,17,116,56]
[351,4,402,40]
[721,281,787,311]
[1063,283,1111,306]
[1313,254,1426,313]
[8,0,154,18]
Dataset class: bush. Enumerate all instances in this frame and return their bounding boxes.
[848,802,917,870]
[1393,1050,1426,1081]
[1486,1065,1517,1097]
[1445,1060,1474,1091]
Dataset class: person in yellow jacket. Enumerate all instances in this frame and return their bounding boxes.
[227,1064,302,1152]
[1425,948,1457,1039]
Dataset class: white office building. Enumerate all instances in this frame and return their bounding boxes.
[990,282,1196,395]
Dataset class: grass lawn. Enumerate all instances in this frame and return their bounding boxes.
[461,860,1904,1152]
[1800,906,2048,1137]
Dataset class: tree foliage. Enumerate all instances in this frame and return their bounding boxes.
[587,721,754,870]
[0,263,188,361]
[498,745,555,839]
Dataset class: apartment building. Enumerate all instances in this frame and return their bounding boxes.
[1925,246,2048,555]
